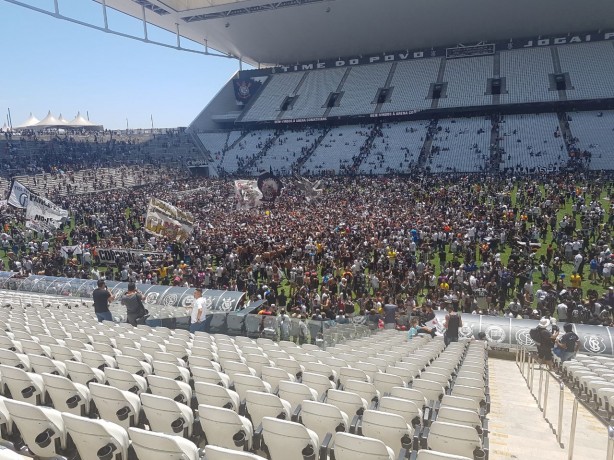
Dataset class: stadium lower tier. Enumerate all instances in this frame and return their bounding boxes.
[198,110,613,177]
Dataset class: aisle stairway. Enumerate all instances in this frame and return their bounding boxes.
[487,358,608,459]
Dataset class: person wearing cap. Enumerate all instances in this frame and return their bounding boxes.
[535,317,558,367]
[189,288,211,333]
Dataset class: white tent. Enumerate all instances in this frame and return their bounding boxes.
[35,111,62,128]
[68,112,96,127]
[15,113,40,129]
[68,112,102,130]
[57,114,70,125]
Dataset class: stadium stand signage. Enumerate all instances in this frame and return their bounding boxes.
[274,117,327,124]
[243,29,614,75]
[433,311,614,356]
[96,248,167,266]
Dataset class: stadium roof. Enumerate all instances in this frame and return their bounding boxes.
[96,0,614,66]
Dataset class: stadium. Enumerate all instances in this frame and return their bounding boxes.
[0,0,614,459]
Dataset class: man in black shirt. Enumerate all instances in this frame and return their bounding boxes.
[92,279,114,322]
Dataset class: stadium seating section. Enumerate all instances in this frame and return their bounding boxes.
[238,41,614,122]
[0,290,489,460]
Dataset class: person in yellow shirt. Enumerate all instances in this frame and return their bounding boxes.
[570,272,582,289]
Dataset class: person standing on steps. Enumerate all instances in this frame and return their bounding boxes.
[444,304,462,345]
[92,279,114,322]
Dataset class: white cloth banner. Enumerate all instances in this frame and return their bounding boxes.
[145,198,194,243]
[235,180,262,210]
[25,194,68,232]
[7,180,30,209]
[60,245,83,259]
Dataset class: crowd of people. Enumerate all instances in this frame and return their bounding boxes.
[1,168,613,330]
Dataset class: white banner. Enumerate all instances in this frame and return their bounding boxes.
[7,180,30,209]
[235,180,262,210]
[145,198,194,243]
[25,194,68,232]
[97,248,166,266]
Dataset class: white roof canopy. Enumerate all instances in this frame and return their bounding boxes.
[15,113,40,129]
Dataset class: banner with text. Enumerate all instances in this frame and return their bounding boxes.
[97,248,167,266]
[145,198,194,243]
[24,194,68,232]
[7,180,30,209]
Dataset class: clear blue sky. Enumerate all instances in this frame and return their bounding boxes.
[0,0,242,130]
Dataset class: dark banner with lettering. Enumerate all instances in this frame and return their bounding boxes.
[242,29,614,76]
[97,248,166,266]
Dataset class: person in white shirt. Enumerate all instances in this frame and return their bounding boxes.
[189,288,211,333]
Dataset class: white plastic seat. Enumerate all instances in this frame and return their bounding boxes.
[79,349,117,370]
[198,403,253,451]
[389,387,428,409]
[0,365,45,405]
[339,367,370,388]
[426,421,484,458]
[333,432,394,460]
[378,396,423,426]
[63,412,130,460]
[232,373,272,401]
[116,354,153,376]
[436,406,482,432]
[278,380,319,411]
[104,367,148,394]
[420,372,451,389]
[89,382,141,429]
[91,341,121,358]
[440,395,480,414]
[153,360,191,383]
[326,389,367,418]
[301,371,336,400]
[300,400,349,442]
[4,399,67,458]
[373,372,405,396]
[361,409,413,457]
[42,373,91,416]
[451,385,485,407]
[19,339,52,358]
[353,362,381,382]
[189,356,222,372]
[27,353,67,377]
[65,360,106,386]
[261,416,319,460]
[261,366,296,391]
[302,361,338,381]
[49,344,81,363]
[147,375,193,406]
[412,379,445,403]
[120,347,153,365]
[0,395,15,438]
[140,393,195,438]
[345,379,380,404]
[195,381,241,412]
[192,366,231,388]
[245,354,274,378]
[273,358,304,380]
[129,426,199,460]
[386,366,415,385]
[245,390,292,428]
[223,360,256,379]
[0,349,30,370]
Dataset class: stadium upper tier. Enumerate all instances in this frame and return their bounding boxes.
[197,110,613,176]
[190,40,614,129]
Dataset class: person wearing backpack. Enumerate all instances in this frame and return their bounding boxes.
[553,323,580,362]
[531,318,558,367]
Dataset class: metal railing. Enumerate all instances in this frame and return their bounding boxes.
[516,346,614,460]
